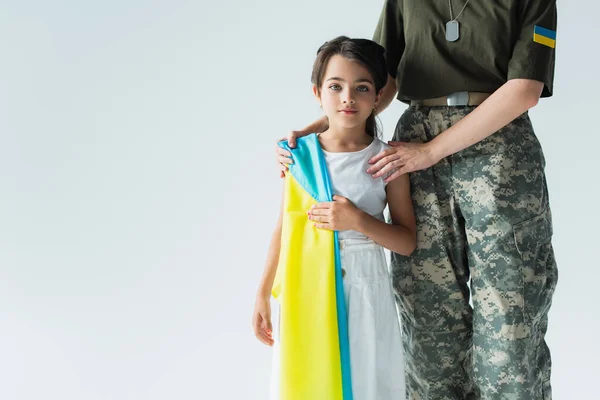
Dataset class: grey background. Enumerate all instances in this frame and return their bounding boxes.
[1,0,597,399]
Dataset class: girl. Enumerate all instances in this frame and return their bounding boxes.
[252,36,416,400]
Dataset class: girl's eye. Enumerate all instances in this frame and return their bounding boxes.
[356,85,370,92]
[329,84,341,90]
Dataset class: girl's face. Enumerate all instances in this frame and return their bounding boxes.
[314,54,380,131]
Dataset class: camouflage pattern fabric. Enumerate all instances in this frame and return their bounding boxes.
[391,106,558,400]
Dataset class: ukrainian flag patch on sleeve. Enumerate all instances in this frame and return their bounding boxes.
[533,25,556,48]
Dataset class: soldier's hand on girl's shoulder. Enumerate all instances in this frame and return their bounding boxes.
[275,130,307,178]
[275,122,326,178]
[367,141,441,182]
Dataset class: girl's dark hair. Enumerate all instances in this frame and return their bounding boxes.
[311,36,388,138]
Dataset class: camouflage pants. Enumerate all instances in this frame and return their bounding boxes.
[391,106,558,400]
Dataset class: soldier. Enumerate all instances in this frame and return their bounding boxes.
[275,1,559,399]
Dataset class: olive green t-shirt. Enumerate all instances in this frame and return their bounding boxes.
[372,0,557,102]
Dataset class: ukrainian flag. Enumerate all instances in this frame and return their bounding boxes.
[533,25,556,48]
[272,133,353,400]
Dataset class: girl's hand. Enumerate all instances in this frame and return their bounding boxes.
[252,295,274,346]
[367,141,441,183]
[308,195,362,231]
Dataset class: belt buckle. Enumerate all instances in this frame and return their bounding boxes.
[446,91,469,106]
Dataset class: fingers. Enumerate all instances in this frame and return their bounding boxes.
[373,157,404,179]
[261,316,274,346]
[307,207,331,224]
[288,132,297,148]
[275,145,293,167]
[277,161,288,179]
[276,146,291,158]
[276,155,293,166]
[255,329,273,346]
[276,131,298,149]
[275,144,292,177]
[308,214,329,223]
[275,142,293,178]
[311,202,333,210]
[332,195,347,202]
[264,317,273,334]
[314,222,333,230]
[253,314,274,346]
[367,152,399,174]
[368,148,396,165]
[368,152,401,176]
[307,208,329,216]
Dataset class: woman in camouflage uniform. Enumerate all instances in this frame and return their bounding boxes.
[275,1,558,399]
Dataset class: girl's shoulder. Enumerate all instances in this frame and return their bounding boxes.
[370,137,391,153]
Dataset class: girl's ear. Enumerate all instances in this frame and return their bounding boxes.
[312,84,321,104]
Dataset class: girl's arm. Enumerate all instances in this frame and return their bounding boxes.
[256,197,283,299]
[252,191,284,347]
[354,174,416,255]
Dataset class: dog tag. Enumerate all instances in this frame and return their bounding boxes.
[446,20,459,42]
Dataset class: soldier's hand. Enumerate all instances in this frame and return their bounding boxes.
[275,130,309,178]
[367,141,440,182]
